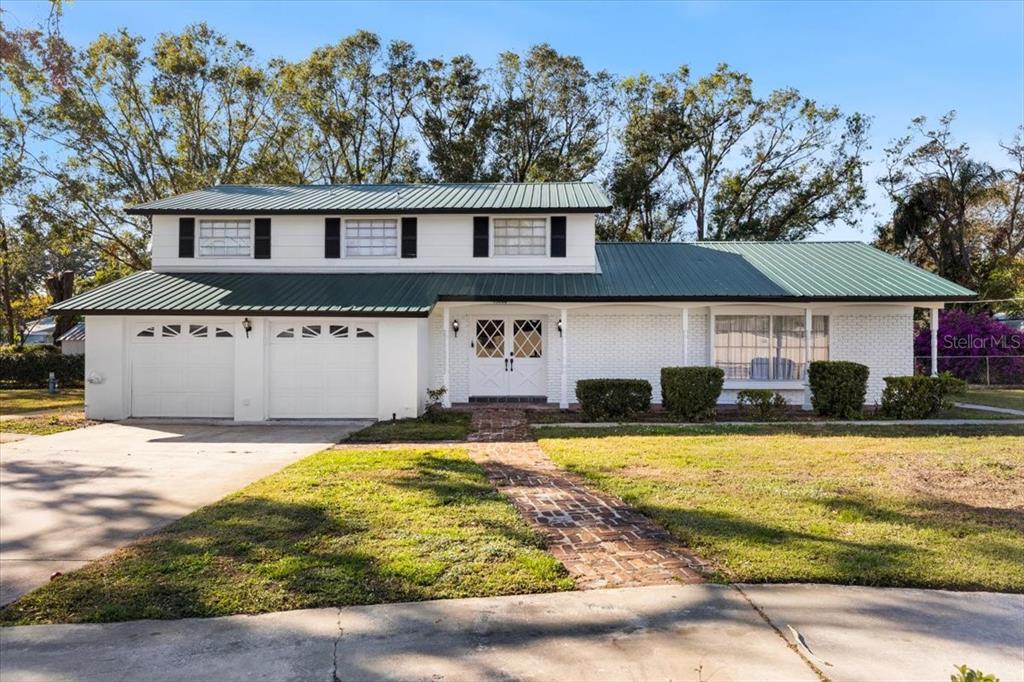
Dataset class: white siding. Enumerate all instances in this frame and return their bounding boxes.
[152,213,597,273]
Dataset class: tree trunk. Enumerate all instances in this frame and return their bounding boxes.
[0,220,16,345]
[45,271,76,345]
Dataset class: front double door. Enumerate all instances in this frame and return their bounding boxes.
[470,318,546,398]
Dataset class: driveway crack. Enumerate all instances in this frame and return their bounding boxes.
[731,583,831,682]
[332,608,343,682]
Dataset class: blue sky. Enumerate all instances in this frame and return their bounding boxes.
[7,0,1024,241]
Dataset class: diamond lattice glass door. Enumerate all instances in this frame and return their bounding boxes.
[470,319,509,396]
[509,319,546,396]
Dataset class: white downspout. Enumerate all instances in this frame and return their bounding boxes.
[931,306,940,377]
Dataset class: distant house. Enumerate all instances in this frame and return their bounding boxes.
[22,317,56,346]
[57,322,86,356]
[50,182,976,422]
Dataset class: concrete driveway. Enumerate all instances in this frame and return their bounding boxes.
[0,421,366,605]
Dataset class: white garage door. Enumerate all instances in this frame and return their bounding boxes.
[268,321,378,418]
[130,321,236,418]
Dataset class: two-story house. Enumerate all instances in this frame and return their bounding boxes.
[51,182,974,422]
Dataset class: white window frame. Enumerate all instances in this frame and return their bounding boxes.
[491,216,548,257]
[712,312,830,383]
[343,217,399,258]
[196,218,254,258]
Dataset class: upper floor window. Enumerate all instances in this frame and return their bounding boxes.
[199,219,251,257]
[493,218,546,256]
[345,219,397,257]
[714,314,828,381]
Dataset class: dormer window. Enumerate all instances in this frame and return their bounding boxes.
[198,219,251,257]
[493,218,546,256]
[345,219,397,257]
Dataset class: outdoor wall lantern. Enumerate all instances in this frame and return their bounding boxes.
[557,319,564,337]
[242,318,253,338]
[452,319,460,338]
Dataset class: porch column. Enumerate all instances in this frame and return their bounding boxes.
[930,306,940,377]
[559,308,568,409]
[682,308,689,365]
[442,306,452,408]
[708,310,715,365]
[803,307,812,410]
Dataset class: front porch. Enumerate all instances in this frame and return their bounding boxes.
[429,300,929,410]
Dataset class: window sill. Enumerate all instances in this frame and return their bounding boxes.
[723,380,806,390]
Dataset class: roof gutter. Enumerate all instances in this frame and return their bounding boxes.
[125,206,614,216]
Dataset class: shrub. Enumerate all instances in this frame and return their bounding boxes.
[0,346,85,388]
[807,361,869,418]
[914,309,1024,384]
[660,367,724,421]
[880,373,967,419]
[575,379,652,421]
[735,389,788,420]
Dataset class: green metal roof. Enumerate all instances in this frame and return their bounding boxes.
[51,241,975,317]
[127,182,612,215]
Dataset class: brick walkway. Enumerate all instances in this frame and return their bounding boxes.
[467,409,706,590]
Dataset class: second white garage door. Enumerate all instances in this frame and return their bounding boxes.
[268,321,378,418]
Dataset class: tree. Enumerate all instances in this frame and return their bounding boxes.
[491,44,614,182]
[275,30,420,184]
[876,112,1023,299]
[414,54,495,182]
[600,70,691,241]
[674,64,869,241]
[17,24,289,270]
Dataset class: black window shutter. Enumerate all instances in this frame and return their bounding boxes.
[473,217,489,257]
[254,218,271,259]
[401,217,417,258]
[324,218,341,258]
[178,217,195,258]
[550,216,567,258]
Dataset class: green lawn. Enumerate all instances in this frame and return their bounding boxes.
[538,424,1024,592]
[0,412,89,435]
[347,411,472,442]
[0,388,84,415]
[960,388,1024,411]
[0,446,571,625]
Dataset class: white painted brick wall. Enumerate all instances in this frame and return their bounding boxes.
[565,312,685,403]
[428,305,913,407]
[830,309,914,405]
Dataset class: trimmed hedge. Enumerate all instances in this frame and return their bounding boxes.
[0,346,85,388]
[807,361,869,418]
[880,373,967,419]
[735,389,788,420]
[661,366,724,421]
[575,378,652,421]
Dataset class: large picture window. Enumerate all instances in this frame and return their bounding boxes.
[493,218,546,256]
[198,219,251,257]
[345,219,397,257]
[714,314,828,381]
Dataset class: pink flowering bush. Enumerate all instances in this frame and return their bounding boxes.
[914,310,1024,384]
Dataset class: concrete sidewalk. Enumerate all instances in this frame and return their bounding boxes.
[2,584,1021,682]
